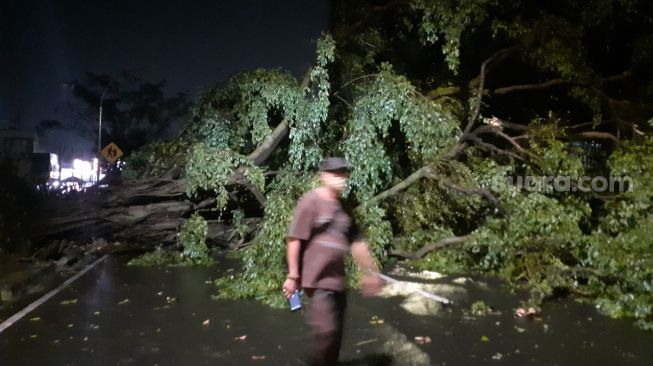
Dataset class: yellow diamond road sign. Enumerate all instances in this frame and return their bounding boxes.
[101,142,124,163]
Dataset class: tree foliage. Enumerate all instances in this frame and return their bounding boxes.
[129,212,213,267]
[125,1,653,329]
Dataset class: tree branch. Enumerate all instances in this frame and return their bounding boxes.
[247,70,313,166]
[338,74,378,91]
[437,178,503,209]
[570,131,620,143]
[333,92,354,109]
[427,86,461,99]
[228,169,267,207]
[363,165,434,207]
[247,121,290,165]
[492,70,632,96]
[466,136,527,161]
[493,79,568,95]
[465,118,541,162]
[362,160,504,210]
[492,118,529,132]
[464,47,518,136]
[440,142,469,161]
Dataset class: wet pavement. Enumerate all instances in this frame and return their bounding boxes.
[1,256,653,365]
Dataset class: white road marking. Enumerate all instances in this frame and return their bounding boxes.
[0,254,109,335]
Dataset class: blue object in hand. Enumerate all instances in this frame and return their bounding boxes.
[289,290,302,311]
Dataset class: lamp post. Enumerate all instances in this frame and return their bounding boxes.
[97,82,115,183]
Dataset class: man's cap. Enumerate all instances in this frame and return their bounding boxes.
[319,157,350,172]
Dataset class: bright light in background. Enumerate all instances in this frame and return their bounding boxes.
[60,168,74,181]
[49,154,60,179]
[50,157,105,192]
[59,159,105,181]
[91,158,101,181]
[73,159,93,180]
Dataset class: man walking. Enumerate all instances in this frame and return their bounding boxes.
[282,157,383,366]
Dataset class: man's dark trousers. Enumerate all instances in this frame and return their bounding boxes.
[303,289,347,366]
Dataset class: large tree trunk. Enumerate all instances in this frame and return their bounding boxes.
[29,123,286,248]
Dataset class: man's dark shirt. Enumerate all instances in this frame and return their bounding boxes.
[287,189,360,292]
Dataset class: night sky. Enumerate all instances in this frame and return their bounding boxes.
[0,0,330,156]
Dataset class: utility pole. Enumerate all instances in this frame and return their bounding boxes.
[97,82,115,183]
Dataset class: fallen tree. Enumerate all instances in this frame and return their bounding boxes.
[32,0,653,330]
[30,72,305,247]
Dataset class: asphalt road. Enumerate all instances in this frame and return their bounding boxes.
[1,256,653,366]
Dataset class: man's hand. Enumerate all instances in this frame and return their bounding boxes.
[284,238,302,299]
[360,274,384,297]
[282,278,300,299]
[351,240,384,297]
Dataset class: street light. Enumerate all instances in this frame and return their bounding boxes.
[97,81,116,183]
